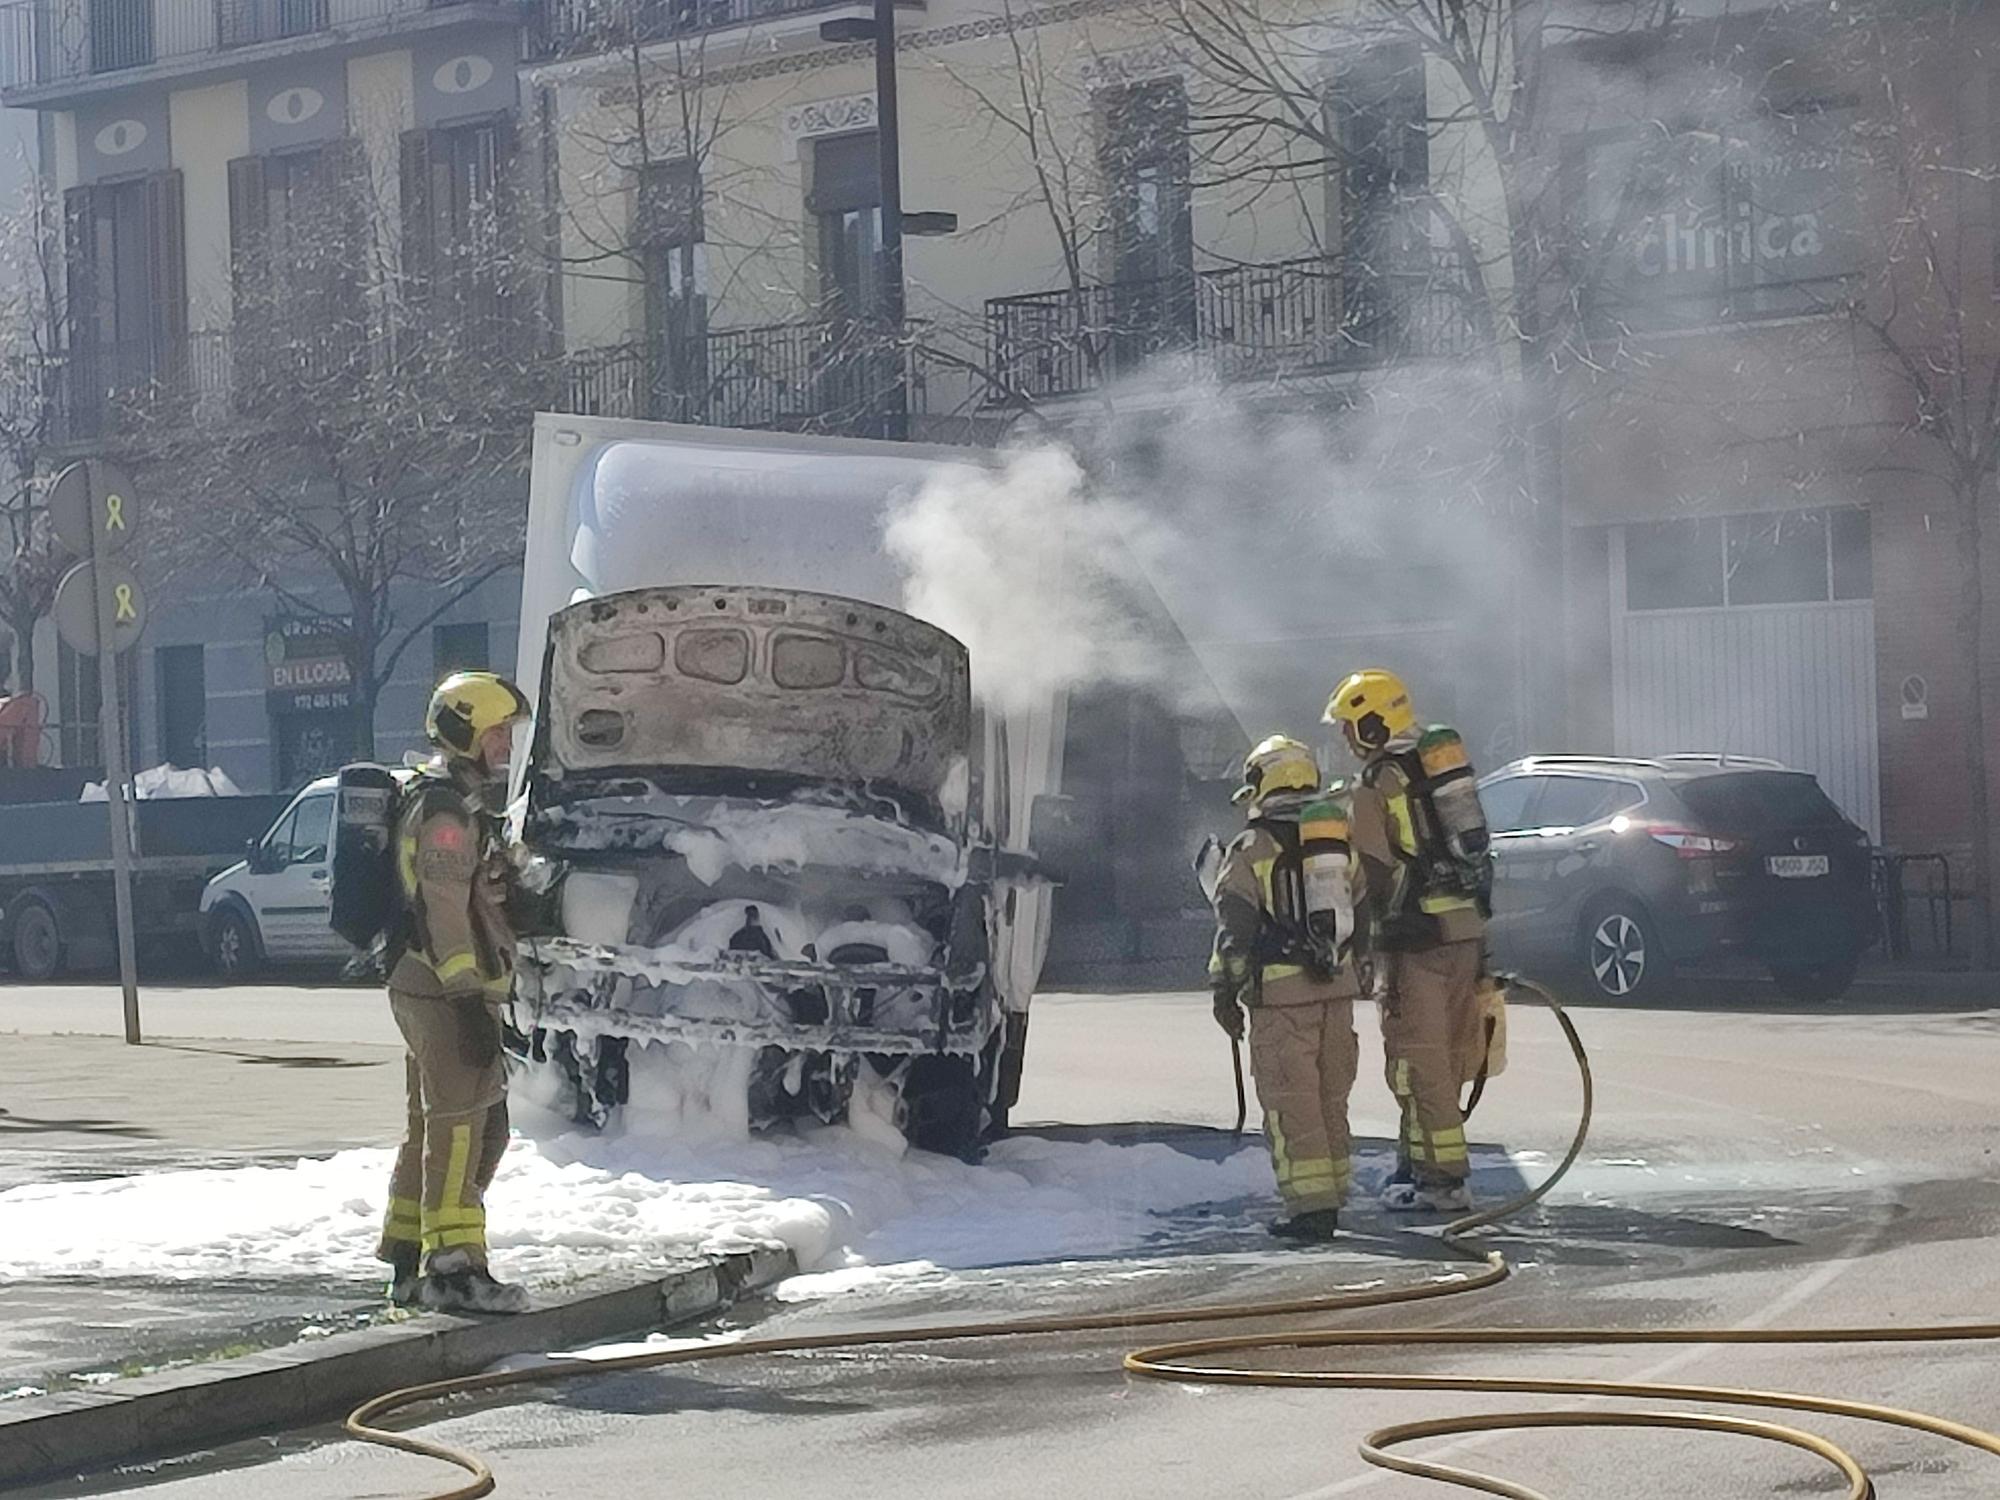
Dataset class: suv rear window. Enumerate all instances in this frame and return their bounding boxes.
[1675,772,1849,831]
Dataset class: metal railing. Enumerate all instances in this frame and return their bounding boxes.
[985,252,1483,403]
[534,0,867,59]
[47,330,234,445]
[0,0,510,94]
[560,319,919,439]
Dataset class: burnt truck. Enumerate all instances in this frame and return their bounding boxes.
[504,417,1066,1157]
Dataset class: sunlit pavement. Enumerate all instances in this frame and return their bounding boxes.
[7,983,2000,1497]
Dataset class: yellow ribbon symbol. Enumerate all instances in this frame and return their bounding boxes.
[113,583,137,623]
[104,492,126,532]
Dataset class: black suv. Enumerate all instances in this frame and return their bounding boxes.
[1478,756,1877,1002]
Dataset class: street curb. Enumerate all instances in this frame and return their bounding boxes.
[0,1244,797,1488]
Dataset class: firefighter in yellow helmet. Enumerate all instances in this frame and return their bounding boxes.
[1208,735,1365,1242]
[1325,670,1492,1214]
[377,670,532,1313]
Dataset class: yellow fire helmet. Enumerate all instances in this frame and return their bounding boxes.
[1324,668,1417,754]
[1233,734,1321,807]
[426,670,531,759]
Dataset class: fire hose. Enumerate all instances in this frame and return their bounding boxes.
[346,980,2000,1500]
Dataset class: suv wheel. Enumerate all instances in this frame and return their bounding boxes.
[1580,899,1658,1001]
[1769,951,1860,1004]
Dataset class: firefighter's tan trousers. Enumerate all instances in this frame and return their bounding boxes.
[1247,996,1359,1216]
[378,990,510,1268]
[1381,939,1482,1185]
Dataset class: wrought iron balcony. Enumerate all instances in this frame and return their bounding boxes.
[533,0,893,61]
[560,319,920,440]
[985,253,1482,404]
[0,0,519,101]
[44,332,234,446]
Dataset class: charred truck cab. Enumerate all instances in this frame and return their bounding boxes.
[511,583,1029,1158]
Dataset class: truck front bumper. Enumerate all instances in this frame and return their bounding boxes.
[512,936,992,1056]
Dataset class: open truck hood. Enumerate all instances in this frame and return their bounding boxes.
[536,584,971,809]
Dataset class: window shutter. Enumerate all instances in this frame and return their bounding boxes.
[63,184,97,349]
[226,154,267,319]
[146,170,187,345]
[808,132,879,215]
[400,128,436,299]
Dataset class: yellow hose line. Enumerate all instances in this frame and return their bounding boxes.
[345,981,1997,1500]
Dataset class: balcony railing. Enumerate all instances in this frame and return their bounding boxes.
[560,319,920,440]
[985,253,1483,404]
[534,0,871,60]
[0,0,513,96]
[46,331,234,445]
[47,319,919,446]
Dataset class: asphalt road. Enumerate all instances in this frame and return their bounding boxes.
[11,984,2000,1498]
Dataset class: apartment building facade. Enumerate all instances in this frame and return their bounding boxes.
[6,0,1991,958]
[0,0,530,786]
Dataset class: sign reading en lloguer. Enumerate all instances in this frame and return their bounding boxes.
[265,616,355,715]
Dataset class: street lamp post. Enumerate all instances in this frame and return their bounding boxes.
[823,1,956,442]
[873,0,907,441]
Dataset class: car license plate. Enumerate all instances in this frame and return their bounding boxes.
[1766,854,1829,878]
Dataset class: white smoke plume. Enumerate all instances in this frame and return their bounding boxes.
[881,369,1523,757]
[883,445,1176,715]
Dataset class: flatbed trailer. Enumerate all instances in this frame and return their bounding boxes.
[0,794,292,977]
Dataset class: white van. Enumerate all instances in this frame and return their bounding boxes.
[199,774,353,976]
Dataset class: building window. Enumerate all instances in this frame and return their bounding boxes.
[809,132,883,321]
[640,159,708,417]
[90,0,153,73]
[433,622,490,680]
[64,172,188,422]
[401,117,518,327]
[1624,508,1870,610]
[57,639,137,770]
[1331,43,1429,258]
[228,143,365,385]
[1100,79,1192,288]
[156,643,206,769]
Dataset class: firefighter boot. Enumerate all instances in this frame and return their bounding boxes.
[384,1243,423,1307]
[417,1249,531,1315]
[1380,1176,1473,1214]
[1270,1208,1341,1243]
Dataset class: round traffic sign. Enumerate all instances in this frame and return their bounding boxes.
[53,558,147,655]
[47,460,139,558]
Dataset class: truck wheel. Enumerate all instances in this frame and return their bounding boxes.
[981,1012,1030,1141]
[903,1055,983,1161]
[11,898,62,980]
[210,908,263,981]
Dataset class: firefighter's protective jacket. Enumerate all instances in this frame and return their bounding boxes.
[1209,787,1363,1007]
[1349,725,1489,951]
[388,761,515,1003]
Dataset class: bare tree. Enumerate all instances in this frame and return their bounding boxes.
[0,173,71,696]
[1819,6,2000,959]
[116,135,553,756]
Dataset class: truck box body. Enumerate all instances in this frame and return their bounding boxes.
[511,416,1065,1153]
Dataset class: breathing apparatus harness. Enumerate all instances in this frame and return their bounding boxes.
[1243,809,1346,983]
[1362,732,1493,951]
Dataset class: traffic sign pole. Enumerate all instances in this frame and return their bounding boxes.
[50,460,148,1044]
[88,466,142,1047]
